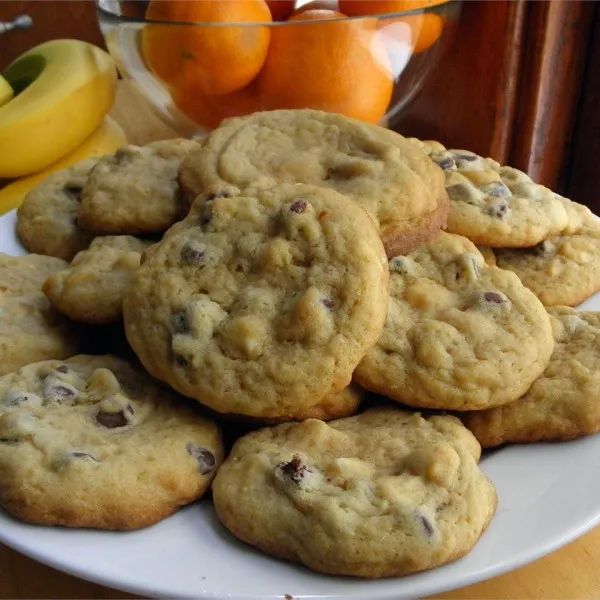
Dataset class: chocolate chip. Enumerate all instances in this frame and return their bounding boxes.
[114,147,131,163]
[452,151,477,162]
[96,410,129,428]
[181,242,205,264]
[279,455,309,484]
[446,183,470,202]
[186,443,216,475]
[52,385,76,400]
[432,155,455,171]
[482,291,506,304]
[55,365,70,374]
[290,199,309,214]
[174,354,188,368]
[63,185,83,201]
[171,312,188,334]
[321,298,335,310]
[487,200,510,219]
[389,256,412,274]
[52,451,100,472]
[417,512,435,538]
[71,451,99,461]
[476,290,511,310]
[482,181,511,198]
[200,214,212,227]
[205,190,231,202]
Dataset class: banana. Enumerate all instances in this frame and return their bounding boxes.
[0,40,118,178]
[0,75,13,108]
[0,116,127,216]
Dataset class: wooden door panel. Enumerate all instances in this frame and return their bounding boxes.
[0,0,105,70]
[394,0,527,164]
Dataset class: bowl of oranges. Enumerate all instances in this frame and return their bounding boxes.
[97,0,461,134]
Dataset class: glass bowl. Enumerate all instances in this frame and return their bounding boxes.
[96,0,461,136]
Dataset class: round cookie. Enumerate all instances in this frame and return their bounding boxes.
[495,201,600,307]
[463,308,600,447]
[0,354,223,530]
[409,139,569,248]
[0,253,67,296]
[124,183,389,419]
[212,407,497,578]
[78,138,199,235]
[0,253,81,377]
[16,159,97,261]
[178,109,449,257]
[43,235,151,324]
[354,232,554,411]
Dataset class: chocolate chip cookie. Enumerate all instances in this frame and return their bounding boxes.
[212,407,497,578]
[78,139,199,235]
[43,235,151,324]
[124,183,389,419]
[0,253,81,376]
[16,159,97,261]
[179,109,449,257]
[495,201,600,307]
[354,232,554,411]
[463,307,600,447]
[0,354,223,529]
[410,139,569,248]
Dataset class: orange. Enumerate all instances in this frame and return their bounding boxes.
[266,0,296,20]
[257,9,393,123]
[378,12,444,54]
[172,80,265,129]
[339,0,448,17]
[142,0,272,96]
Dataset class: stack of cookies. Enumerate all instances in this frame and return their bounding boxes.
[1,108,599,580]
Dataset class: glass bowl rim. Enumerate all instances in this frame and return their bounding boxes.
[96,0,457,27]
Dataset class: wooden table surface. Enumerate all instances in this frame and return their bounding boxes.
[2,81,600,600]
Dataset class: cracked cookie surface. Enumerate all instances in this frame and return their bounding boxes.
[212,407,497,578]
[78,139,199,235]
[43,235,151,324]
[16,159,98,261]
[410,139,568,248]
[0,253,81,376]
[0,354,223,529]
[354,232,554,411]
[463,307,600,447]
[179,109,449,257]
[124,183,389,419]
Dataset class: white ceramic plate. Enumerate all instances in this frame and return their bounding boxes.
[1,208,600,600]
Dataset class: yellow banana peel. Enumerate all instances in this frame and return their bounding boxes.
[0,116,127,217]
[0,76,13,108]
[0,39,118,178]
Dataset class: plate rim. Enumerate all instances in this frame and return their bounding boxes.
[2,208,600,600]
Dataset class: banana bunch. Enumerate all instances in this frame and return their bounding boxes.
[0,39,128,214]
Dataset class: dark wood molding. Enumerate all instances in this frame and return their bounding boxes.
[565,3,600,211]
[395,0,528,163]
[509,0,595,192]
